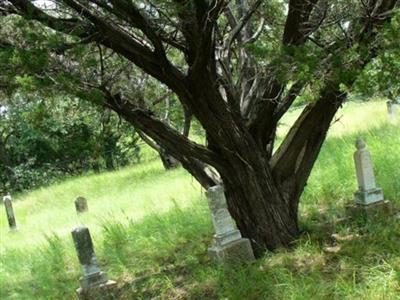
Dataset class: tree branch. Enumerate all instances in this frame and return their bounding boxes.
[9,0,189,101]
[102,90,221,169]
[283,0,319,46]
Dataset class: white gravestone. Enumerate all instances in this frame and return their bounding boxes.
[207,185,255,263]
[353,139,384,205]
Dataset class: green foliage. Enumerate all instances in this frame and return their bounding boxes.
[354,10,400,99]
[0,95,141,193]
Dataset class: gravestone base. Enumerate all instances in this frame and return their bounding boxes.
[208,238,255,263]
[354,188,384,205]
[79,271,108,288]
[76,280,117,300]
[8,226,18,232]
[347,200,394,219]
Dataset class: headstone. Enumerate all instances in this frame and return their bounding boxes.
[206,185,255,263]
[347,138,395,218]
[72,227,117,300]
[353,138,384,205]
[387,99,400,122]
[387,100,393,115]
[3,194,17,231]
[75,196,88,213]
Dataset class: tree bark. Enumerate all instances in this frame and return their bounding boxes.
[159,147,180,170]
[213,83,346,255]
[221,164,299,256]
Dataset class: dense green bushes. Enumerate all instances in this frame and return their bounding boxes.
[0,96,141,193]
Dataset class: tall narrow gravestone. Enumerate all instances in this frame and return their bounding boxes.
[72,227,117,299]
[350,138,393,217]
[75,196,88,213]
[387,99,400,122]
[3,195,17,231]
[207,185,255,263]
[353,138,384,205]
[387,100,394,118]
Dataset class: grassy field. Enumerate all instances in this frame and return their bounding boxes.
[0,100,399,299]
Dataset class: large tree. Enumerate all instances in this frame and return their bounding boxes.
[1,0,398,255]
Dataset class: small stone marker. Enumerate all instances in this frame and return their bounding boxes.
[387,100,393,116]
[72,226,117,300]
[75,196,88,213]
[387,99,400,122]
[3,194,17,231]
[349,138,393,218]
[353,138,384,205]
[206,185,255,263]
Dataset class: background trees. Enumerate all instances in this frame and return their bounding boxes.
[0,95,141,192]
[1,0,399,254]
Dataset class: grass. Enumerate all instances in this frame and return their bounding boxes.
[0,100,399,299]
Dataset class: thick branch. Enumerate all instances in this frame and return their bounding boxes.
[9,0,95,38]
[136,129,161,152]
[271,83,346,212]
[102,91,220,169]
[224,0,262,50]
[283,0,319,46]
[9,0,189,102]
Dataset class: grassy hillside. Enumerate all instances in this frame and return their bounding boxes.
[1,100,399,299]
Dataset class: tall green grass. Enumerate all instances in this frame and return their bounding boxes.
[0,101,399,299]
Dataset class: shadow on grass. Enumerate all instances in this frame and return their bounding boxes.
[102,199,399,300]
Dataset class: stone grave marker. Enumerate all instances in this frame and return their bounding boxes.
[387,99,400,122]
[353,138,384,205]
[387,100,393,116]
[206,185,255,263]
[72,226,117,299]
[349,138,393,217]
[3,194,17,231]
[75,196,88,213]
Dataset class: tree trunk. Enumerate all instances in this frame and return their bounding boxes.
[209,84,345,257]
[159,148,180,170]
[136,129,181,170]
[217,156,299,256]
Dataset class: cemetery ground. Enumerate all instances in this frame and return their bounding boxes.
[1,101,399,300]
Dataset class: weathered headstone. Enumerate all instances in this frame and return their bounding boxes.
[75,196,88,213]
[353,138,384,205]
[72,227,117,300]
[387,100,393,116]
[3,194,17,231]
[206,185,255,263]
[348,138,393,218]
[387,99,400,122]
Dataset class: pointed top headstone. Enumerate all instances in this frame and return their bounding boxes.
[206,185,255,263]
[353,138,384,205]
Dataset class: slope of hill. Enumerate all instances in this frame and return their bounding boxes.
[1,100,399,299]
